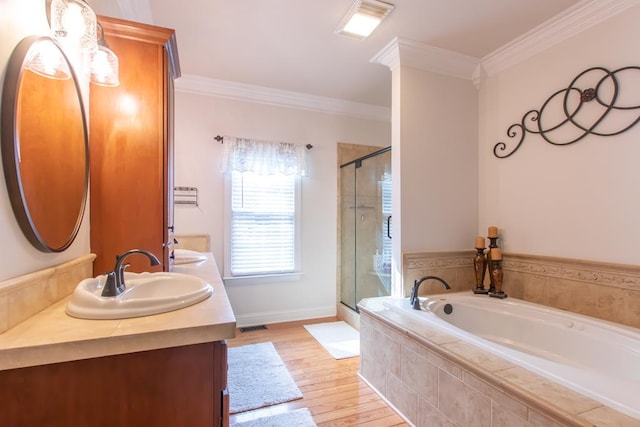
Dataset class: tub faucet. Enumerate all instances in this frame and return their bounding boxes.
[101,249,161,297]
[409,276,451,310]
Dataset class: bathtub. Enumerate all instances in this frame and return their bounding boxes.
[381,293,640,421]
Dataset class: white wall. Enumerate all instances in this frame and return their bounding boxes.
[397,67,478,253]
[479,4,640,265]
[173,91,390,325]
[5,0,638,320]
[0,0,390,325]
[0,0,91,281]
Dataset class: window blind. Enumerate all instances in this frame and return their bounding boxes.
[381,172,392,268]
[230,171,297,276]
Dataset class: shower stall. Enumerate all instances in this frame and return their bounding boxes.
[339,146,392,312]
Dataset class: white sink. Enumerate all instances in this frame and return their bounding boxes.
[66,272,213,320]
[173,249,208,265]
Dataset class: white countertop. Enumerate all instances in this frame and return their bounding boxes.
[0,253,236,371]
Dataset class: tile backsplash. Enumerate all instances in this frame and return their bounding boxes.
[174,234,210,252]
[5,249,640,335]
[404,251,640,330]
[0,254,95,334]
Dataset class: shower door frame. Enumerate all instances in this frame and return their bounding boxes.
[339,146,392,312]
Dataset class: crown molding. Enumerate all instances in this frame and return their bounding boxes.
[124,0,638,114]
[477,0,640,82]
[174,74,391,122]
[371,37,480,80]
[371,1,640,88]
[370,37,402,71]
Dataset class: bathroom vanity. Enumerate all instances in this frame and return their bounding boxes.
[0,254,235,427]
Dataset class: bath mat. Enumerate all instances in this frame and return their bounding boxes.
[231,408,316,427]
[303,321,360,359]
[228,342,303,413]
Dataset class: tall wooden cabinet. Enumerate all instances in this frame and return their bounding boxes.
[90,16,179,275]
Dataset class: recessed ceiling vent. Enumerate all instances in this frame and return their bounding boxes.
[335,0,394,40]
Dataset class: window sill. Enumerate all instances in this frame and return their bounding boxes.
[223,272,303,286]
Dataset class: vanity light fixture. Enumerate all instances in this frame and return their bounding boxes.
[90,22,119,86]
[49,0,98,55]
[25,38,72,80]
[44,0,120,86]
[335,0,394,40]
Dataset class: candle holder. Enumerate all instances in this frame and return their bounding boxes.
[488,258,507,299]
[472,247,488,294]
[486,236,498,293]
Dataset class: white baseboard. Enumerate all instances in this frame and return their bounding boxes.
[235,305,336,328]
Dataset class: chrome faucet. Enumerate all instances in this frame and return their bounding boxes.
[409,275,452,310]
[101,249,161,297]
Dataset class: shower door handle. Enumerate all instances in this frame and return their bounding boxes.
[386,215,392,239]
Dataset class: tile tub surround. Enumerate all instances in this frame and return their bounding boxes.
[403,251,640,330]
[0,253,236,371]
[0,254,95,334]
[501,253,640,330]
[403,251,477,297]
[358,298,640,427]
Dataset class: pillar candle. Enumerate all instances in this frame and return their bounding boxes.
[475,236,485,249]
[488,226,498,238]
[491,247,503,260]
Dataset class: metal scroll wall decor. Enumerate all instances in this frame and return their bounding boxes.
[494,66,640,159]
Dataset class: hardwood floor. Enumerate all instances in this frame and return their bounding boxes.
[228,317,409,426]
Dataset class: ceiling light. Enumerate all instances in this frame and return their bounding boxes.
[335,0,394,40]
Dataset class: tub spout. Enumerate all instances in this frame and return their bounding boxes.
[409,276,451,310]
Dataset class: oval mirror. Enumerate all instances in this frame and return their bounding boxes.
[1,36,89,252]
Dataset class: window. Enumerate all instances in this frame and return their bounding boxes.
[221,137,306,280]
[226,171,300,277]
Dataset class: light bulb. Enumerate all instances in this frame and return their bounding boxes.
[343,13,381,37]
[60,2,86,40]
[50,0,97,53]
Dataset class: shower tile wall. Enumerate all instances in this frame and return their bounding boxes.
[354,153,391,297]
[337,143,390,312]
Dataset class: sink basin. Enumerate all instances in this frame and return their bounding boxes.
[66,272,213,320]
[173,249,208,265]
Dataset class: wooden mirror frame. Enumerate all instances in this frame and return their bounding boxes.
[1,35,89,252]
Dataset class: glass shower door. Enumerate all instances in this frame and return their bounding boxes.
[340,147,391,311]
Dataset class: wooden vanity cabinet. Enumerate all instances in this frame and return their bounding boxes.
[90,16,179,276]
[0,341,228,426]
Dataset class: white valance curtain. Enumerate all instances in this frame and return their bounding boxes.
[221,137,307,176]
